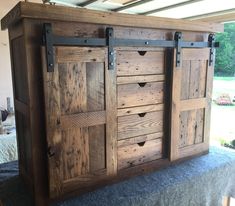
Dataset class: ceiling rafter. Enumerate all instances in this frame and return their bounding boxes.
[77,0,100,7]
[140,0,204,16]
[183,8,235,22]
[112,0,154,12]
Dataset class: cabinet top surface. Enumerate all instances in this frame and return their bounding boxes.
[1,2,223,33]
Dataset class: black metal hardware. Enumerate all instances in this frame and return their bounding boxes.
[174,32,182,67]
[43,23,54,72]
[42,23,219,72]
[208,34,218,66]
[106,27,115,70]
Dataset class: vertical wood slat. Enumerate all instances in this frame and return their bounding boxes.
[41,47,63,198]
[203,60,214,146]
[105,51,118,176]
[170,49,181,161]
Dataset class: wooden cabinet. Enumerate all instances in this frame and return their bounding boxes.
[1,2,222,205]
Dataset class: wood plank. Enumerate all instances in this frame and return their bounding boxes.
[86,62,106,173]
[118,132,163,147]
[189,60,200,99]
[182,48,210,61]
[118,82,164,108]
[117,50,165,76]
[203,60,213,146]
[41,47,63,198]
[117,75,165,85]
[118,111,164,139]
[170,49,181,161]
[179,98,207,111]
[56,47,106,63]
[105,52,118,176]
[117,104,164,116]
[1,2,223,32]
[178,142,208,159]
[60,111,106,129]
[118,138,162,170]
[15,99,29,117]
[180,60,190,100]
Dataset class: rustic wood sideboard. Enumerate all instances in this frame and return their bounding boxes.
[1,2,222,205]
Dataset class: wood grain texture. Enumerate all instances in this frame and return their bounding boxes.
[56,47,106,63]
[118,138,162,170]
[118,82,164,108]
[1,2,223,32]
[117,104,164,117]
[117,75,165,85]
[118,132,163,147]
[171,48,212,161]
[170,49,181,161]
[116,50,165,76]
[118,111,164,139]
[179,109,204,148]
[105,53,118,176]
[60,111,106,129]
[42,47,63,198]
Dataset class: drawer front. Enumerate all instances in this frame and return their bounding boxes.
[118,111,164,140]
[116,50,165,76]
[118,138,162,170]
[118,82,164,108]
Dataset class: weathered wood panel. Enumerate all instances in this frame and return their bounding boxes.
[118,82,164,108]
[117,50,165,76]
[118,111,164,139]
[118,138,162,170]
[42,47,108,197]
[117,104,164,117]
[170,48,211,161]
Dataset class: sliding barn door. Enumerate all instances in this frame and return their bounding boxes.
[170,48,213,161]
[41,47,117,198]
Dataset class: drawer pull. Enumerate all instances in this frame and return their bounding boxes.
[138,51,147,56]
[137,141,146,147]
[138,112,146,117]
[138,82,146,87]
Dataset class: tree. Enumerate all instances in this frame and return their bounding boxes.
[215,23,235,76]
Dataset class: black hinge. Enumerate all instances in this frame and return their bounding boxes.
[43,23,54,72]
[106,27,115,70]
[208,34,218,66]
[174,32,182,67]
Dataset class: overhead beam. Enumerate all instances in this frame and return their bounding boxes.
[77,0,99,7]
[140,0,203,16]
[112,0,154,12]
[184,8,235,22]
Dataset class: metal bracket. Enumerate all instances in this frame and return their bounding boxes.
[174,32,182,67]
[43,23,54,72]
[106,27,115,70]
[208,34,215,66]
[42,23,219,72]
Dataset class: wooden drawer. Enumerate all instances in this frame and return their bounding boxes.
[118,138,162,170]
[118,81,164,108]
[116,50,165,76]
[118,111,164,140]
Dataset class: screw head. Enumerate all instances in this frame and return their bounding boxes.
[145,41,149,45]
[110,62,114,66]
[49,63,53,67]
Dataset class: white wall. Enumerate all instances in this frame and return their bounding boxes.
[0,1,42,110]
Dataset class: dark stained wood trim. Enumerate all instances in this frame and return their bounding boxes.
[1,2,223,32]
[15,99,29,116]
